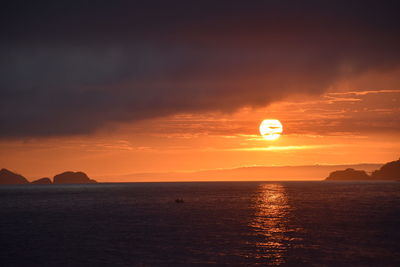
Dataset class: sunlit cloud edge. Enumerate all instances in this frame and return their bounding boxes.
[228,145,335,151]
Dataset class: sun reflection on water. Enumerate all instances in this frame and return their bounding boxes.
[249,183,292,265]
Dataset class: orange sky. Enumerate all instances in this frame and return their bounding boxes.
[1,70,399,181]
[1,1,400,182]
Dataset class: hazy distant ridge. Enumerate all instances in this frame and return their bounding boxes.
[102,164,382,182]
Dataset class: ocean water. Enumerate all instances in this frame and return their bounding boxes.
[0,181,399,266]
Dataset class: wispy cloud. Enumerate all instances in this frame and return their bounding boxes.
[228,145,334,151]
[328,89,400,96]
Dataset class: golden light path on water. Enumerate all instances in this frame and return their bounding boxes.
[249,184,299,265]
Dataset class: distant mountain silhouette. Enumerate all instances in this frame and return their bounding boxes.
[108,164,381,182]
[326,168,370,181]
[31,177,52,184]
[53,171,97,184]
[326,159,399,181]
[0,168,29,184]
[371,159,400,180]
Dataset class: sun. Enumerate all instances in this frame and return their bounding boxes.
[259,119,283,141]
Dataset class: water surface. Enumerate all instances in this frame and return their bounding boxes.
[0,181,399,266]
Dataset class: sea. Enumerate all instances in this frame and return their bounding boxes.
[0,181,399,266]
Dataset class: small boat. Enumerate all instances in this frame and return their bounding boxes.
[175,198,184,203]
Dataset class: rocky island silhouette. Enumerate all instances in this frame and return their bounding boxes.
[326,159,400,181]
[0,168,29,184]
[325,168,370,181]
[31,177,52,184]
[0,169,97,185]
[54,171,97,184]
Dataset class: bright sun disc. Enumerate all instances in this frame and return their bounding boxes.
[259,119,283,140]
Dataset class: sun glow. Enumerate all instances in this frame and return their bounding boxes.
[259,119,283,141]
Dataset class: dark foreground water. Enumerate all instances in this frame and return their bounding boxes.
[0,182,399,266]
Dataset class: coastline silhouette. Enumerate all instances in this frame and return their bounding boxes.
[326,159,400,181]
[0,169,96,185]
[1,158,398,185]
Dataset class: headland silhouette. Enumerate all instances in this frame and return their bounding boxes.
[0,169,97,185]
[326,159,400,181]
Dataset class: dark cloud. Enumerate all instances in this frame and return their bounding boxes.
[1,0,400,137]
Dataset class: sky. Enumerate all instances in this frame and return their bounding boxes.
[1,1,399,181]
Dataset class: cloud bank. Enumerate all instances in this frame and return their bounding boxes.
[1,0,400,137]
